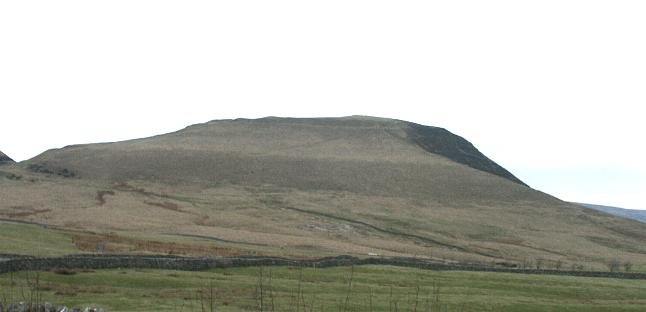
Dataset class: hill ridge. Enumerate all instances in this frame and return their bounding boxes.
[0,151,14,165]
[577,203,646,223]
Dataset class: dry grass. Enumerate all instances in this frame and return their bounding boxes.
[71,232,247,256]
[1,206,51,218]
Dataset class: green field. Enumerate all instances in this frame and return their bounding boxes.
[0,222,79,257]
[1,265,645,311]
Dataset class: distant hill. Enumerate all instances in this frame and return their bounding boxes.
[0,151,14,165]
[577,203,646,223]
[2,116,646,269]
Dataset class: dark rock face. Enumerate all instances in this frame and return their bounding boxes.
[405,122,527,186]
[0,151,14,165]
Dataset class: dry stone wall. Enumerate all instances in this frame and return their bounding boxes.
[1,254,645,280]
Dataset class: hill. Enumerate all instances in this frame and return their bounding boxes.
[1,116,646,269]
[0,151,13,165]
[577,203,646,223]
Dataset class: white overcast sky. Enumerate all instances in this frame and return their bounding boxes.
[1,1,644,210]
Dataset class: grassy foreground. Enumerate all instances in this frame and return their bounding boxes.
[1,265,645,311]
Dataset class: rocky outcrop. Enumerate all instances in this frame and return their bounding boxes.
[405,123,527,186]
[0,302,103,312]
[0,151,14,165]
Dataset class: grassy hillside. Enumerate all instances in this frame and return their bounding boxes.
[1,265,645,311]
[1,116,646,269]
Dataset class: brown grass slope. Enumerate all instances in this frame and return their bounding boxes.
[2,116,646,269]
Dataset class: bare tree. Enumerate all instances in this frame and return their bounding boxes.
[623,261,633,272]
[606,259,621,272]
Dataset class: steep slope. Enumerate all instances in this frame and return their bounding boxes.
[2,116,646,269]
[0,151,14,165]
[405,122,526,186]
[577,203,646,223]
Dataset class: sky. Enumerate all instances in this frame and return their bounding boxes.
[1,1,644,210]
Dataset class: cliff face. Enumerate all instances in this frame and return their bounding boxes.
[0,151,14,165]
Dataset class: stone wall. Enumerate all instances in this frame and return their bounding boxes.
[1,255,645,280]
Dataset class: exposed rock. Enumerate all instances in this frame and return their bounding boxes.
[0,302,102,312]
[405,122,527,186]
[0,151,14,165]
